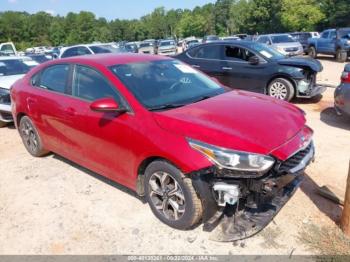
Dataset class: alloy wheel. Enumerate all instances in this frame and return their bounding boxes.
[269,81,288,100]
[148,171,186,221]
[20,120,38,154]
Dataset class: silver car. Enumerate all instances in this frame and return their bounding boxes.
[335,64,350,116]
[256,34,303,56]
[157,40,177,56]
[0,56,39,127]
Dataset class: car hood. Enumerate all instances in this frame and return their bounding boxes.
[0,74,25,89]
[159,45,176,50]
[277,56,323,72]
[153,91,306,160]
[272,42,302,48]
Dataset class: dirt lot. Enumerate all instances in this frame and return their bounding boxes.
[0,56,349,255]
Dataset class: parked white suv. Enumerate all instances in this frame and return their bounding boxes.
[59,43,123,58]
[0,56,38,127]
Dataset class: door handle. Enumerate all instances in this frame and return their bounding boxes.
[222,67,232,70]
[65,107,76,116]
[192,65,201,68]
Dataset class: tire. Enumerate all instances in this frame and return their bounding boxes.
[0,121,7,128]
[19,116,49,157]
[267,78,295,101]
[336,49,347,63]
[308,46,317,59]
[144,160,202,230]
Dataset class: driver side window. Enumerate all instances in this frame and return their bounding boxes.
[225,46,255,62]
[72,65,122,103]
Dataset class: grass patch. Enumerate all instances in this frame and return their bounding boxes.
[298,223,350,255]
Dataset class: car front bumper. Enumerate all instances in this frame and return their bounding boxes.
[191,142,315,242]
[158,50,177,56]
[334,83,350,116]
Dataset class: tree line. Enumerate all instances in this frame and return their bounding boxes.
[0,0,349,50]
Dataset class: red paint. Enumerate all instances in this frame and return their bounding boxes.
[11,54,312,192]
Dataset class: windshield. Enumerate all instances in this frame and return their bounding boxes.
[339,29,350,39]
[160,41,175,47]
[187,40,199,44]
[110,60,225,110]
[90,45,119,54]
[125,44,137,51]
[271,35,296,43]
[0,59,35,76]
[207,36,219,40]
[140,43,153,48]
[251,43,285,60]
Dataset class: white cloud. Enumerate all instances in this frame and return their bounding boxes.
[8,0,18,4]
[45,10,56,16]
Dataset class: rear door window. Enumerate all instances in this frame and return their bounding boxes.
[191,45,222,60]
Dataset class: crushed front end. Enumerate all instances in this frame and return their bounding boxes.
[295,69,326,98]
[190,134,315,242]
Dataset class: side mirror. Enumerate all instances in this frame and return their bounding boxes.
[90,98,126,113]
[249,56,260,65]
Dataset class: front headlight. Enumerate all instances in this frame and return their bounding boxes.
[0,87,10,104]
[188,139,275,173]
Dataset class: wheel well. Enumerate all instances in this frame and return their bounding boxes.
[136,156,182,196]
[266,76,297,96]
[16,113,26,127]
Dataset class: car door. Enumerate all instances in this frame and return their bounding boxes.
[219,45,270,93]
[70,64,137,187]
[318,31,330,53]
[184,44,226,84]
[29,64,87,157]
[327,30,337,53]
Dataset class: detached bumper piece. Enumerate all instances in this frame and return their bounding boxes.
[209,175,302,242]
[191,142,315,242]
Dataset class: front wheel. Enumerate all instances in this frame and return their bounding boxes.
[267,78,295,101]
[144,160,202,230]
[19,116,49,157]
[308,46,317,59]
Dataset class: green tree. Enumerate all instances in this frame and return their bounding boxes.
[281,0,325,31]
[319,0,350,28]
[176,12,206,37]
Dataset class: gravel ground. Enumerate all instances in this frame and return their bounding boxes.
[0,57,349,255]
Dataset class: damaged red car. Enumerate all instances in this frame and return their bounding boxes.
[11,54,314,241]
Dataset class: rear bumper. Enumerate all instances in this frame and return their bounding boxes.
[334,83,350,116]
[0,103,13,123]
[191,142,315,241]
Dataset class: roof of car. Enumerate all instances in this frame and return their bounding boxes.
[56,53,172,67]
[0,56,30,61]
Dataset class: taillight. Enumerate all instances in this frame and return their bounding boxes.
[341,71,350,83]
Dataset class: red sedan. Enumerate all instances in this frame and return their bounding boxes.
[11,54,314,241]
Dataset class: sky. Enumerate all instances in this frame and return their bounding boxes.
[1,0,216,20]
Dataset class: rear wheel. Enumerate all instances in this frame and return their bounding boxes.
[268,78,295,101]
[144,160,202,230]
[308,46,317,59]
[19,116,49,157]
[336,49,347,63]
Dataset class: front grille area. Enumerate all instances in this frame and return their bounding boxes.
[0,93,11,105]
[285,47,298,52]
[0,112,13,120]
[277,143,313,173]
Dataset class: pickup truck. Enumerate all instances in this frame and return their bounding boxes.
[308,28,350,62]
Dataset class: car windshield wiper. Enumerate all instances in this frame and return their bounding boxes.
[148,103,187,111]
